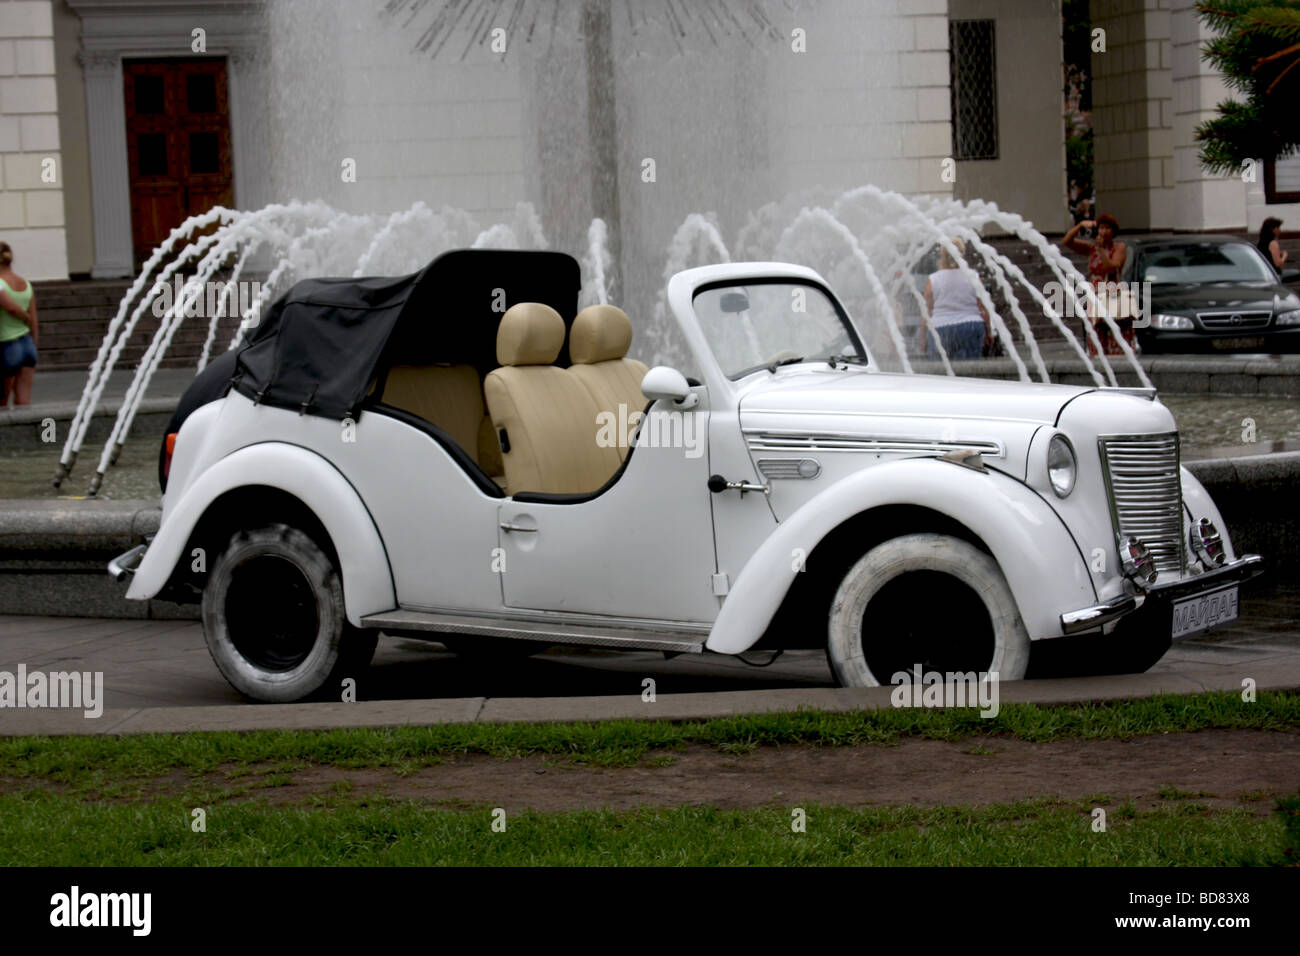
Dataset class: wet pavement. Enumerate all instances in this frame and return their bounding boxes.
[0,582,1294,724]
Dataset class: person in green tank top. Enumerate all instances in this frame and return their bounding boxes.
[0,240,39,406]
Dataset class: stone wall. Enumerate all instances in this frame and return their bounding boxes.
[950,0,1068,231]
[0,0,67,280]
[1169,0,1246,230]
[1090,0,1174,230]
[1092,0,1258,232]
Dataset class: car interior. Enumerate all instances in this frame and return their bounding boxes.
[375,302,650,498]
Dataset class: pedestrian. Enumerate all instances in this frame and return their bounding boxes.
[0,240,38,406]
[1063,212,1135,356]
[919,238,991,361]
[1258,217,1287,272]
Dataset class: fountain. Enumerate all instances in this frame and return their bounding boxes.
[53,199,552,493]
[52,182,1160,495]
[47,0,1164,494]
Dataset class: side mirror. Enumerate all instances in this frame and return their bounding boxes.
[1280,267,1300,284]
[641,366,699,409]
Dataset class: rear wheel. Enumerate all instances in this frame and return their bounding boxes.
[202,524,377,702]
[826,533,1030,688]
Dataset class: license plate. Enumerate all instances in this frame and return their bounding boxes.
[1211,336,1264,350]
[1171,586,1239,639]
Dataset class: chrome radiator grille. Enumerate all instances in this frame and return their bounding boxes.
[1098,433,1185,575]
[1197,310,1271,331]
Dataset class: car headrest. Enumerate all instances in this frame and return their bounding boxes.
[496,302,565,366]
[569,305,633,365]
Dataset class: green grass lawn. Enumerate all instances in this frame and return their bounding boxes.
[1,691,1295,866]
[2,691,1295,786]
[0,793,1291,866]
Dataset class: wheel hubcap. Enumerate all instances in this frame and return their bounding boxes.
[226,554,319,671]
[860,570,995,682]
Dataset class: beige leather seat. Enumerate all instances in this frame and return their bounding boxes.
[567,306,649,463]
[484,303,622,495]
[381,364,503,482]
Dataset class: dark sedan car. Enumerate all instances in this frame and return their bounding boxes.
[1121,234,1300,353]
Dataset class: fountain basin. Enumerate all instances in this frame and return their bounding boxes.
[3,382,1298,499]
[909,354,1300,397]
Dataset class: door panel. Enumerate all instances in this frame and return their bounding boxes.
[123,58,233,266]
[497,405,720,623]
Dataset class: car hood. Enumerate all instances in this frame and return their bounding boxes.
[738,366,1089,425]
[736,367,1094,477]
[1150,280,1294,312]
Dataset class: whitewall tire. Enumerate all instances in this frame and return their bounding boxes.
[826,533,1031,688]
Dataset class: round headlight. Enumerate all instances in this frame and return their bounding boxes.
[1047,434,1076,498]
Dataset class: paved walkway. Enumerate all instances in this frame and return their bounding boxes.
[0,368,197,425]
[0,582,1295,736]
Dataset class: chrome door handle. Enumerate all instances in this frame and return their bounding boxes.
[499,522,539,533]
[707,474,770,496]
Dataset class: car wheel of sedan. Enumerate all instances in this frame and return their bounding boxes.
[826,533,1031,688]
[202,524,378,702]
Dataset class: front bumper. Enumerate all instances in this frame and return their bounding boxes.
[107,542,148,582]
[1059,553,1264,636]
[1138,326,1300,353]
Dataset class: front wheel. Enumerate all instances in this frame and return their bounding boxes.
[826,533,1031,688]
[202,524,377,702]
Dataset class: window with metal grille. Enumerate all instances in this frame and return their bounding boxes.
[950,19,998,161]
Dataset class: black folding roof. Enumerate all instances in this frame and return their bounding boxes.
[229,248,582,419]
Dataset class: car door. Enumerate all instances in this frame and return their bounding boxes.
[495,397,721,623]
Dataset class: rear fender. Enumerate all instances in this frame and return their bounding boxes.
[127,442,396,626]
[706,458,1096,654]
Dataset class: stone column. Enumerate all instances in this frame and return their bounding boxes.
[79,49,132,278]
[1090,0,1174,229]
[1169,0,1246,231]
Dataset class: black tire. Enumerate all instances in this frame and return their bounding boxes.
[202,523,377,702]
[826,533,1031,687]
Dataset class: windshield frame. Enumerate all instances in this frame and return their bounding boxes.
[691,276,869,381]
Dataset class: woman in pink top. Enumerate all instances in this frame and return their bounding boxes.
[1064,212,1134,356]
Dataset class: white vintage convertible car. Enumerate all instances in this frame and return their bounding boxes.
[111,249,1262,701]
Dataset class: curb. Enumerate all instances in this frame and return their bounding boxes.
[1,660,1295,737]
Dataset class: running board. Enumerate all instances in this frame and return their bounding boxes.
[361,609,708,654]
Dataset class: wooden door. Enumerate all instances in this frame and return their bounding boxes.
[123,58,233,267]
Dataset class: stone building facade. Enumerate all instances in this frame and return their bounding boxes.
[3,0,1284,284]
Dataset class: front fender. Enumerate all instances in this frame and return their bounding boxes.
[706,458,1096,654]
[127,442,397,626]
[1180,466,1237,562]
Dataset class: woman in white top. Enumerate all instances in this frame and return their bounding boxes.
[919,238,990,361]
